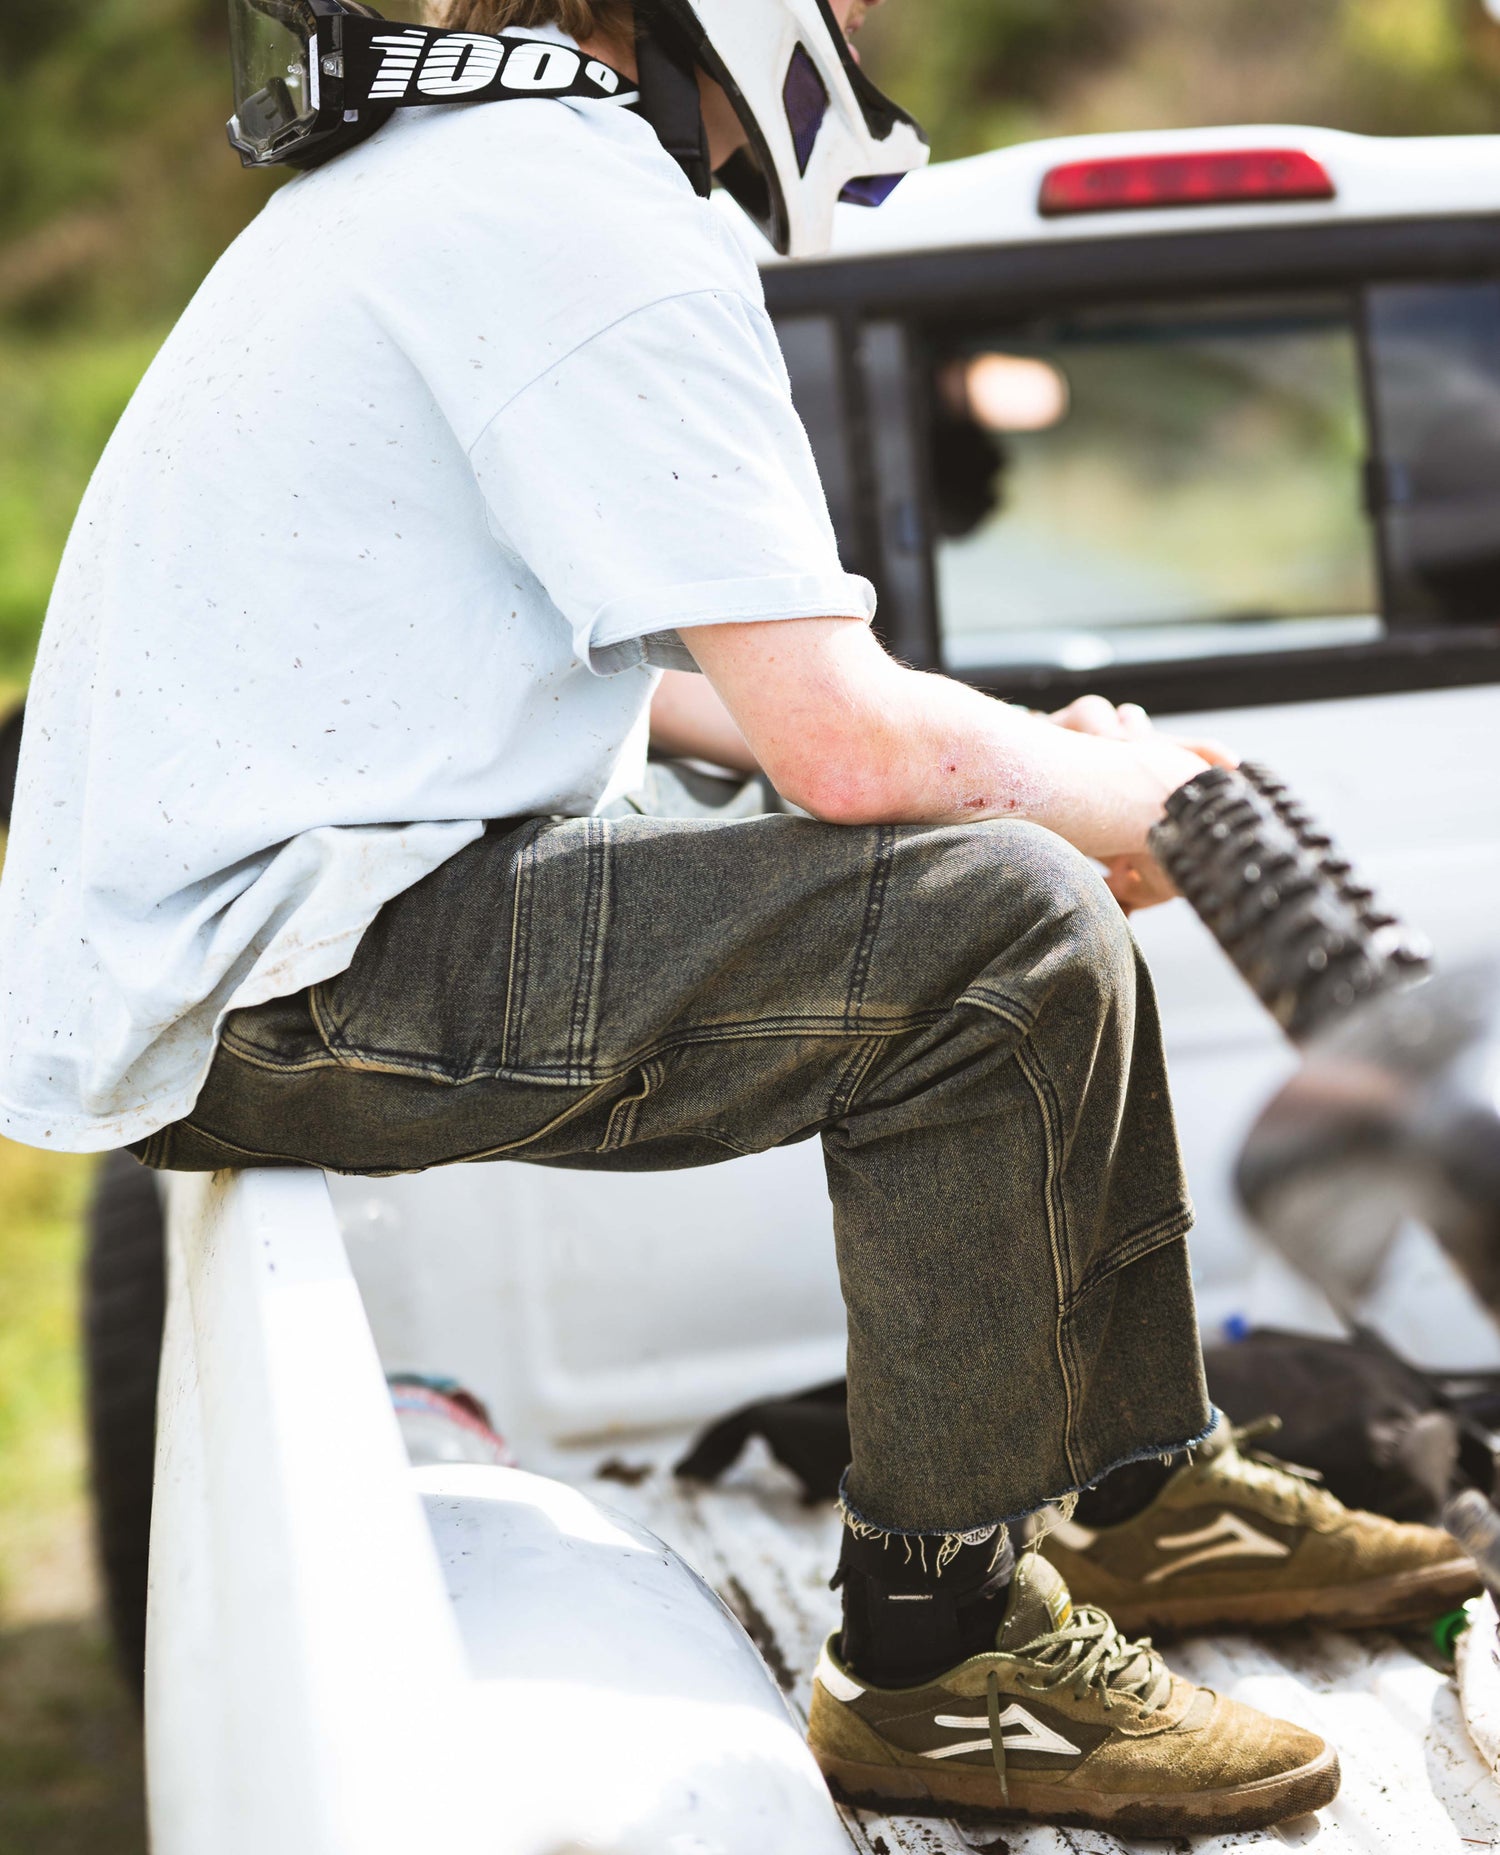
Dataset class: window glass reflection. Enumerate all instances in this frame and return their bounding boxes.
[928,298,1380,673]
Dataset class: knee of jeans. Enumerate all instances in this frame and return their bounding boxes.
[972,820,1136,1004]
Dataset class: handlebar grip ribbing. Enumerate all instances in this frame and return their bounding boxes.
[1146,762,1431,1043]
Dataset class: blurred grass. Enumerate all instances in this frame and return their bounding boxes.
[0,1137,96,1615]
[0,1613,146,1855]
[0,813,146,1854]
[0,1131,146,1855]
[0,330,163,682]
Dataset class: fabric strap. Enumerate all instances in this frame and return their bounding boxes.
[338,22,637,113]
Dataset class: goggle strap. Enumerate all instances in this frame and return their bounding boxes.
[336,21,637,115]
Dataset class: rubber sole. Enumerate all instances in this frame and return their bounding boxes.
[1088,1557,1482,1638]
[817,1744,1340,1836]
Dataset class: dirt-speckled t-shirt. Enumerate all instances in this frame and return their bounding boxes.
[0,75,872,1150]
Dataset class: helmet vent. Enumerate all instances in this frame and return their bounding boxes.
[783,44,829,177]
[839,173,905,208]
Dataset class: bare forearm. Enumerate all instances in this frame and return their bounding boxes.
[812,661,1206,859]
[649,669,761,774]
[686,618,1206,862]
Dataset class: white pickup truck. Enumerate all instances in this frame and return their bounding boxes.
[67,122,1500,1854]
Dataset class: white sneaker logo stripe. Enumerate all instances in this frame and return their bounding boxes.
[1048,1516,1099,1551]
[924,1705,1081,1759]
[1143,1511,1291,1583]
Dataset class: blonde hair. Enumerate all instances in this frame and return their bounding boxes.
[428,0,635,39]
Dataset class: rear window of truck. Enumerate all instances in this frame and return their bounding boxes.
[770,234,1500,711]
[925,294,1376,675]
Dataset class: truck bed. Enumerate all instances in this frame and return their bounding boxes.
[149,1167,1500,1854]
[549,1435,1500,1855]
[326,1119,1500,1853]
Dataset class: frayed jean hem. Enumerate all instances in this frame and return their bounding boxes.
[838,1409,1224,1545]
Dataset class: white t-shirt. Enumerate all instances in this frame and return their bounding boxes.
[0,68,874,1152]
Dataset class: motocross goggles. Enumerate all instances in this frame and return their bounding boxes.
[227,0,635,171]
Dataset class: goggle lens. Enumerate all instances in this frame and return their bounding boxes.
[229,0,316,155]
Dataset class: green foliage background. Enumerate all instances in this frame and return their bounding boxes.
[2,0,1500,680]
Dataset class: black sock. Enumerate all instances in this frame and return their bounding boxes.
[1072,1447,1191,1529]
[835,1521,1016,1688]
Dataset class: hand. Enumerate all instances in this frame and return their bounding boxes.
[1047,694,1236,769]
[1047,696,1228,914]
[1102,852,1178,915]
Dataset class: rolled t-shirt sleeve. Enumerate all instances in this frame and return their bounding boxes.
[468,288,876,674]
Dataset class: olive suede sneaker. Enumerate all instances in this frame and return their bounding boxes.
[1042,1418,1480,1635]
[808,1550,1338,1835]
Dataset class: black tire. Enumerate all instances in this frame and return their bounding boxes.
[83,1148,167,1696]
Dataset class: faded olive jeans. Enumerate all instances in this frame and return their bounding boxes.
[134,766,1211,1536]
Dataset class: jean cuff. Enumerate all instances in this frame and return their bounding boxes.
[837,1471,1008,1575]
[838,1409,1223,1548]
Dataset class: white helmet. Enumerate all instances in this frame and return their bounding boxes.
[636,0,929,258]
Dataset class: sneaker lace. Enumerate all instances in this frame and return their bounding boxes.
[982,1601,1171,1803]
[1215,1415,1339,1523]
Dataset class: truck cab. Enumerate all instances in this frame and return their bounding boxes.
[758,123,1500,1352]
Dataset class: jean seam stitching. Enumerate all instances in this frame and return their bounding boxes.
[566,820,610,1086]
[829,1034,886,1121]
[1031,1039,1088,1474]
[263,1011,949,1088]
[229,1068,629,1172]
[418,1069,658,1167]
[957,985,1037,1034]
[214,1035,344,1076]
[1013,1037,1082,1484]
[1065,1206,1195,1309]
[307,983,353,1063]
[600,1053,665,1151]
[504,825,542,1072]
[496,1013,944,1079]
[634,1055,666,1145]
[1057,1413,1220,1515]
[844,825,895,1030]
